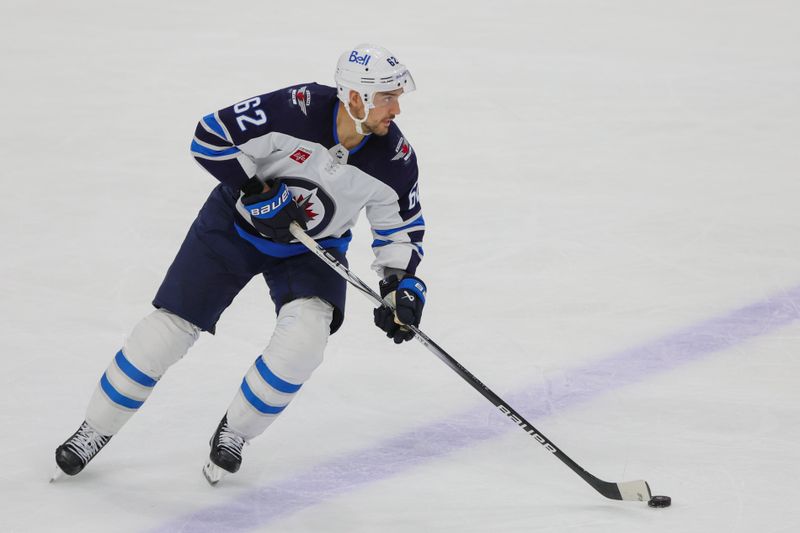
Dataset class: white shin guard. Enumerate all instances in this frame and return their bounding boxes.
[85,309,200,436]
[226,297,333,440]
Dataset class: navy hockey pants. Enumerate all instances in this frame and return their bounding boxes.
[152,184,347,334]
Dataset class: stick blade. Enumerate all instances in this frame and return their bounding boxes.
[589,475,652,501]
[616,480,652,502]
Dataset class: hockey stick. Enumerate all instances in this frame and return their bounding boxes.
[289,223,652,502]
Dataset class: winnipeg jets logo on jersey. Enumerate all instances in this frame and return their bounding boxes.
[392,136,413,162]
[290,86,311,116]
[280,176,336,236]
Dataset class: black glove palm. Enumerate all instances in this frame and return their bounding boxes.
[241,177,308,243]
[373,275,427,344]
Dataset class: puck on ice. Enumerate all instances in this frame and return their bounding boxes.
[648,495,672,508]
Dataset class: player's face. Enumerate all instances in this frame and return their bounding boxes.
[363,89,404,136]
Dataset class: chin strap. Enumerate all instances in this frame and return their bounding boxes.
[343,96,370,135]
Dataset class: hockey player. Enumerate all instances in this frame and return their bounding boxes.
[54,43,427,484]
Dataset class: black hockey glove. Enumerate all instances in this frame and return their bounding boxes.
[240,177,309,243]
[373,275,427,344]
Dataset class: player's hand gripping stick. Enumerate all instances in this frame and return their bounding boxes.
[241,177,309,243]
[374,275,427,343]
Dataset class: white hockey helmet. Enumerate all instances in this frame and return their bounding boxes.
[335,43,416,133]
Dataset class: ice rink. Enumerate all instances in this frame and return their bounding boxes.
[2,0,799,531]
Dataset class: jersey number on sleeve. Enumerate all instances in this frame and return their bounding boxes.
[234,97,267,131]
[408,184,418,210]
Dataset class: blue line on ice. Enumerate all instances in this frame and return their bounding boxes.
[149,284,800,532]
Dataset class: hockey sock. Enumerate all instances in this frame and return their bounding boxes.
[85,309,200,435]
[225,298,332,440]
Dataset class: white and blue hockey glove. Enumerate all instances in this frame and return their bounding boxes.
[241,177,309,243]
[374,275,427,344]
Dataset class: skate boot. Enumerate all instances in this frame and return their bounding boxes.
[203,415,247,485]
[54,421,112,478]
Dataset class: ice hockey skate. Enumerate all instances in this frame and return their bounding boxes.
[203,415,247,486]
[52,421,111,481]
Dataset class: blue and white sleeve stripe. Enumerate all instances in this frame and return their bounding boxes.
[373,215,426,237]
[201,112,232,144]
[191,113,241,161]
[190,139,241,160]
[370,213,425,275]
[370,213,425,249]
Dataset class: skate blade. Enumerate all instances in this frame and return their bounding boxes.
[50,468,65,483]
[202,460,227,486]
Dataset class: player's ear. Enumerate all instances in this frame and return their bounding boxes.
[348,90,365,115]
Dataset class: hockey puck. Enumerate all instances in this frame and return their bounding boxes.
[648,495,672,508]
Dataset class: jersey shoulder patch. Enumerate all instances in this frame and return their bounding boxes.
[388,131,415,163]
[281,82,337,119]
[358,123,419,194]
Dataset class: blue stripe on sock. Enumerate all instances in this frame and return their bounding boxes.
[254,357,302,394]
[114,350,157,387]
[100,373,145,409]
[240,378,287,414]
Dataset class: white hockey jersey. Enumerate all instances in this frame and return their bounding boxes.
[190,83,424,276]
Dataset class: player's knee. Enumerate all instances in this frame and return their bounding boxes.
[123,309,201,378]
[263,297,333,383]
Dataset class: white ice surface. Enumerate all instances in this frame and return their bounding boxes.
[1,1,800,531]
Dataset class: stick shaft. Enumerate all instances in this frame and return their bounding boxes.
[288,223,651,501]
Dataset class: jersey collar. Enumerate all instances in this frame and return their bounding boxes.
[332,103,370,155]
